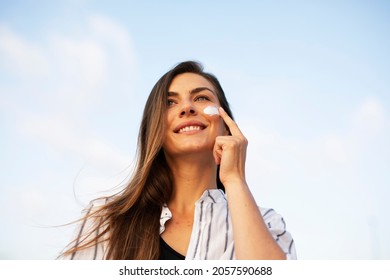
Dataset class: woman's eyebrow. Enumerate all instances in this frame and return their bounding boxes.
[168,87,215,96]
[190,87,215,94]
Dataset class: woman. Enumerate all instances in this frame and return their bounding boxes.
[59,61,296,260]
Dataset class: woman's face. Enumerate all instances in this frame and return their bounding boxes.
[162,73,227,158]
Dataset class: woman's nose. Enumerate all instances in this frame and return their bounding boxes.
[180,103,197,117]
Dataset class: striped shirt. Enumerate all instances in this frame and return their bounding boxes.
[161,189,296,260]
[60,189,297,260]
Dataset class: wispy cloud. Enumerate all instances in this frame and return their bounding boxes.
[352,97,386,134]
[244,96,387,178]
[1,14,137,169]
[0,24,49,78]
[1,14,139,258]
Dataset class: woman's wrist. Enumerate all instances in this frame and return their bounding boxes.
[223,178,249,193]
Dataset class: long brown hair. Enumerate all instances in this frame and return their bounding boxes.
[61,61,234,259]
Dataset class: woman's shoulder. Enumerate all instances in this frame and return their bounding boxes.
[259,207,279,219]
[259,206,297,260]
[258,207,288,233]
[58,197,111,260]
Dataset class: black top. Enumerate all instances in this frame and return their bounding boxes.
[159,237,185,260]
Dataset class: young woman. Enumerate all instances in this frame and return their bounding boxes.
[59,61,296,260]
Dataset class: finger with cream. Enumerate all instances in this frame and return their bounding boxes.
[203,106,220,116]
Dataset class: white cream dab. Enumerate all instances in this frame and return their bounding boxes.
[203,106,220,116]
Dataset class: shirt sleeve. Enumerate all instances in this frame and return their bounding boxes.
[57,200,108,260]
[260,208,297,260]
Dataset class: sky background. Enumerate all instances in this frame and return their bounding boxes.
[0,0,389,260]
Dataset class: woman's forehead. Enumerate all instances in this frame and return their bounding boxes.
[168,73,215,93]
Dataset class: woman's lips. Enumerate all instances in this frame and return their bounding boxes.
[174,121,206,133]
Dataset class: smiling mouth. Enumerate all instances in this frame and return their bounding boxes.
[178,126,204,133]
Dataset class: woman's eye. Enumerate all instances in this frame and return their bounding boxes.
[167,99,176,106]
[195,96,210,102]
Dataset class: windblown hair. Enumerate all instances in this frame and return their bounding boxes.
[61,61,234,259]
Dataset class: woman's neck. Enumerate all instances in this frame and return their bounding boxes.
[165,153,218,213]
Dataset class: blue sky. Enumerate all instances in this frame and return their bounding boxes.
[1,0,389,259]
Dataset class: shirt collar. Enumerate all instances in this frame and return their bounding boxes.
[159,188,226,233]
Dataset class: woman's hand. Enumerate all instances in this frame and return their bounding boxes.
[213,107,286,260]
[213,107,248,186]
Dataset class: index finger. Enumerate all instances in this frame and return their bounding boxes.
[218,107,243,136]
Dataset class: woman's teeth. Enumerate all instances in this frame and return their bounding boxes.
[179,126,202,133]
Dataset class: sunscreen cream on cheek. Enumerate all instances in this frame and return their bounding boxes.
[203,106,220,116]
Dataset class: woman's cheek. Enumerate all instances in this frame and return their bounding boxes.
[201,106,226,136]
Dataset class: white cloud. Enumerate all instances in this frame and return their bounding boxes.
[245,96,387,177]
[1,14,137,109]
[1,16,137,200]
[0,24,49,78]
[50,35,108,95]
[317,134,348,163]
[1,14,137,158]
[241,96,389,259]
[352,97,386,134]
[87,14,136,68]
[20,114,130,172]
[2,184,49,223]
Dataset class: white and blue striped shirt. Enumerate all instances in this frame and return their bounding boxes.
[61,189,296,260]
[161,189,296,260]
